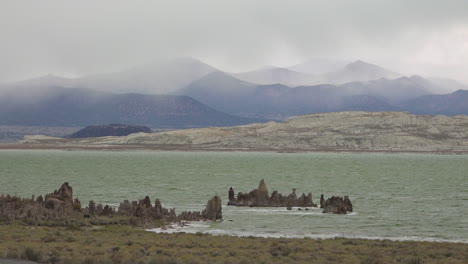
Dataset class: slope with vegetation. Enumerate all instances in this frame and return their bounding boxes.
[20,111,468,152]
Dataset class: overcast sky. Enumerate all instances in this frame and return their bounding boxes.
[1,0,468,83]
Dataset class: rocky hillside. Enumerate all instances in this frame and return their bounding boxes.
[67,124,152,138]
[20,112,468,152]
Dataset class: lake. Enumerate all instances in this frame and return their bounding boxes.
[1,150,467,243]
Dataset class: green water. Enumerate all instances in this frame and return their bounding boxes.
[1,150,467,243]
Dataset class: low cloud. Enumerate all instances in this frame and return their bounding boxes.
[1,0,467,83]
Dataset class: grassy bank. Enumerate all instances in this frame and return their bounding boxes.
[0,225,467,264]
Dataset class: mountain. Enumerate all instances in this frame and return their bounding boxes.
[231,60,401,87]
[338,95,399,112]
[233,66,316,87]
[0,87,262,128]
[179,72,434,119]
[4,58,216,94]
[339,76,431,102]
[314,60,401,85]
[179,71,258,116]
[399,89,468,116]
[22,112,468,152]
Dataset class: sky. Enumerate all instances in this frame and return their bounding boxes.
[1,0,468,83]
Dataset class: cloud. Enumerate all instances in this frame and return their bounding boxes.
[1,0,468,82]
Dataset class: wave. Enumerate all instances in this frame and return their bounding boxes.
[147,223,468,244]
[229,207,326,216]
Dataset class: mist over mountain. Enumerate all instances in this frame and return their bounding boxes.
[178,71,257,116]
[426,78,468,94]
[399,89,468,116]
[311,60,402,85]
[1,57,467,130]
[233,67,316,87]
[287,59,348,75]
[3,58,216,95]
[0,87,262,128]
[180,67,466,119]
[232,60,402,87]
[338,76,431,102]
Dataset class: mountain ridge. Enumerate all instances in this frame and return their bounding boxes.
[181,71,468,119]
[0,87,263,128]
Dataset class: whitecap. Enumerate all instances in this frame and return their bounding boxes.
[146,225,468,244]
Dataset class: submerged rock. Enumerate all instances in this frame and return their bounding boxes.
[227,179,317,207]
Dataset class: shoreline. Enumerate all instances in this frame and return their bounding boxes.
[1,143,468,155]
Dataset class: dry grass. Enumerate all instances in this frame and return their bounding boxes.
[0,225,467,264]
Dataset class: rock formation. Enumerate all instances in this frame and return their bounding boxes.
[47,182,73,203]
[322,196,353,214]
[41,182,82,212]
[202,195,222,220]
[228,179,317,207]
[0,183,222,227]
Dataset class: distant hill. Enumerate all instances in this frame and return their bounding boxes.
[67,124,152,138]
[22,112,468,152]
[0,87,263,128]
[399,89,468,116]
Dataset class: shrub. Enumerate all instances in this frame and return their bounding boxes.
[41,233,57,242]
[82,258,95,264]
[23,247,41,262]
[49,250,61,264]
[65,236,77,242]
[406,257,425,264]
[6,248,19,259]
[269,243,292,257]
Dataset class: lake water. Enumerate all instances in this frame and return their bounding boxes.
[1,150,467,243]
